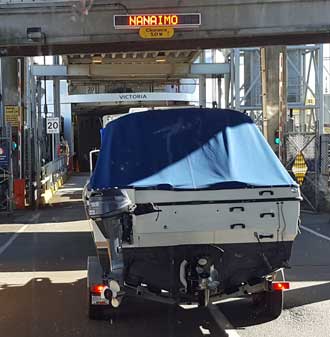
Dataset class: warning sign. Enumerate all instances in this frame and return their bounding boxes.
[5,106,20,127]
[139,27,174,39]
[46,117,60,134]
[292,152,308,185]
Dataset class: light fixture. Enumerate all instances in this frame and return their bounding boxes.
[26,27,45,42]
[92,55,103,64]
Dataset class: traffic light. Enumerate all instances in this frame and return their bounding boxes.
[12,136,18,151]
[274,129,280,145]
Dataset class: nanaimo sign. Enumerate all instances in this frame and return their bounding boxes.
[129,15,178,27]
[114,13,201,29]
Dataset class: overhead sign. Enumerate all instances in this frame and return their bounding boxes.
[63,92,194,104]
[114,13,201,29]
[46,117,60,134]
[139,27,174,39]
[306,97,315,105]
[5,106,20,127]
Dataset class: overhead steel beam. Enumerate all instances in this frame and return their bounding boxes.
[191,63,230,76]
[4,33,330,57]
[31,63,230,79]
[31,64,67,77]
[0,1,330,56]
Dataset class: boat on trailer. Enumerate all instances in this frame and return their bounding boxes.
[84,108,301,320]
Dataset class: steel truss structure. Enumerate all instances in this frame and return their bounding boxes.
[226,45,325,211]
[226,45,324,134]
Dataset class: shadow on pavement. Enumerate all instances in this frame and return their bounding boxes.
[287,226,330,282]
[0,232,96,272]
[286,266,330,282]
[216,297,275,328]
[38,203,88,223]
[218,282,330,329]
[284,282,330,309]
[0,277,228,337]
[0,202,88,225]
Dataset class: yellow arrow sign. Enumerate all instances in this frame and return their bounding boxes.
[139,27,174,39]
[292,152,308,185]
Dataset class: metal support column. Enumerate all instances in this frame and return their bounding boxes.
[217,77,222,108]
[278,49,287,161]
[30,73,39,207]
[35,79,42,208]
[17,59,23,179]
[0,58,4,131]
[234,49,240,110]
[317,45,324,134]
[224,53,230,109]
[24,57,33,205]
[24,58,32,129]
[199,51,206,107]
[260,46,287,151]
[211,50,217,107]
[53,56,61,160]
[261,48,268,140]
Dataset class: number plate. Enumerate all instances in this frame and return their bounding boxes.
[91,295,109,305]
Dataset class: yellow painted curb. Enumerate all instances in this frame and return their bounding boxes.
[39,173,71,205]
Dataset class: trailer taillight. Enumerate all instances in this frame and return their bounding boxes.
[272,282,290,291]
[90,284,106,294]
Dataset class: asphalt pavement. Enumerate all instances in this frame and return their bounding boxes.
[0,174,330,337]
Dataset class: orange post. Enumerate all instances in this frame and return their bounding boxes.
[13,179,25,209]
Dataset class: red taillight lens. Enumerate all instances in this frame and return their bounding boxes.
[272,282,290,291]
[90,284,106,294]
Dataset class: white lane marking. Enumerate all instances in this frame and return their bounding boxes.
[0,212,40,256]
[15,211,40,225]
[289,281,330,290]
[0,270,87,286]
[300,225,330,242]
[208,304,241,337]
[0,220,91,233]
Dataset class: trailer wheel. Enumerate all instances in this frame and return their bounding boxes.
[266,290,283,319]
[253,290,283,320]
[88,304,105,320]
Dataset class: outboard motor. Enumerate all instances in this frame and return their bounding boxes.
[88,188,133,300]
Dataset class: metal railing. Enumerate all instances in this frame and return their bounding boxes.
[41,156,67,189]
[0,132,13,213]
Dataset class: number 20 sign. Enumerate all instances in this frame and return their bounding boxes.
[46,117,60,134]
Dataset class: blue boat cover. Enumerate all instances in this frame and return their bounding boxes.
[90,108,297,190]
